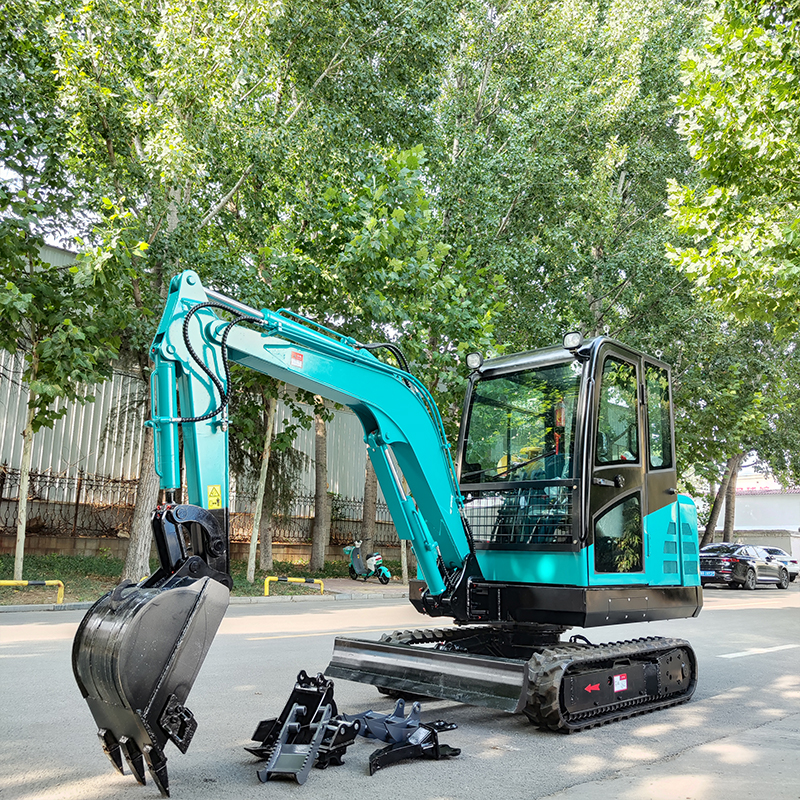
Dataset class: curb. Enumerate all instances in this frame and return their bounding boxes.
[0,590,408,613]
[0,601,95,613]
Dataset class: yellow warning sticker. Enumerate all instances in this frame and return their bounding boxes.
[207,484,222,509]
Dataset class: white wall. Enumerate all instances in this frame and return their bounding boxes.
[725,491,800,531]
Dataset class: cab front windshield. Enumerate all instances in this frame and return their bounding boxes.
[461,361,582,485]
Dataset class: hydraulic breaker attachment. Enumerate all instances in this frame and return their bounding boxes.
[247,671,360,783]
[369,721,460,775]
[72,504,232,796]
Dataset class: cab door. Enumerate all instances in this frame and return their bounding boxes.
[588,347,648,586]
[642,360,686,585]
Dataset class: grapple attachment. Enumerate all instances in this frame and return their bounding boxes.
[72,505,232,796]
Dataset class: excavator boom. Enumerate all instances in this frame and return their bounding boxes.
[72,271,480,794]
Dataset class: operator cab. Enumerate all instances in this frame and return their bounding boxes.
[454,335,701,625]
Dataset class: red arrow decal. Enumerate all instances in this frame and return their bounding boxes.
[585,683,600,693]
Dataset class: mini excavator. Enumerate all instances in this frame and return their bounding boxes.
[72,271,701,795]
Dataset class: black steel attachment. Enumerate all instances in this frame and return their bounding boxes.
[369,721,461,775]
[246,671,360,784]
[344,697,460,774]
[344,697,422,742]
[72,503,234,796]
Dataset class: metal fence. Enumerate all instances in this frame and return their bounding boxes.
[0,466,399,546]
[228,492,397,545]
[0,466,138,538]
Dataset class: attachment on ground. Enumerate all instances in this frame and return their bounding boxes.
[343,697,422,742]
[246,670,360,784]
[369,720,460,775]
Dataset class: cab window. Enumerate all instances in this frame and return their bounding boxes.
[596,357,639,465]
[594,494,643,573]
[645,364,673,469]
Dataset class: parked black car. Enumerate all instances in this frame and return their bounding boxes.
[699,543,791,590]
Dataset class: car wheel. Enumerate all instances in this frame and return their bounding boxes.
[743,568,757,590]
[777,568,790,590]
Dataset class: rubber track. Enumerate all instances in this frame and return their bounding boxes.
[527,636,697,733]
[378,629,697,733]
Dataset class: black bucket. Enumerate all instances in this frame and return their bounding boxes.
[72,575,229,796]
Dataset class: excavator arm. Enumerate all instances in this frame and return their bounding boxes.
[149,270,472,589]
[72,270,476,795]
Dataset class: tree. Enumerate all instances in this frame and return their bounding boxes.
[0,255,121,578]
[668,1,800,333]
[430,0,705,351]
[361,458,378,559]
[0,0,76,266]
[262,145,502,567]
[270,146,501,436]
[44,0,460,578]
[245,394,277,581]
[309,403,331,572]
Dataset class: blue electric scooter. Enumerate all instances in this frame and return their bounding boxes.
[344,540,391,584]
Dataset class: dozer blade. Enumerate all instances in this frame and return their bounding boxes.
[326,636,530,712]
[72,575,229,796]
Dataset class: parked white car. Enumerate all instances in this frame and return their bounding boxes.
[761,547,799,582]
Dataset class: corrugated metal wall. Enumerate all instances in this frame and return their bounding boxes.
[0,351,146,490]
[0,349,376,504]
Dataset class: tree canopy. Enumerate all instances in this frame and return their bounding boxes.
[668,0,800,333]
[3,0,800,540]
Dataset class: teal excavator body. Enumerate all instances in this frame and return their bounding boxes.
[72,271,702,795]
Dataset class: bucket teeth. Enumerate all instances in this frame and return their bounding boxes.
[119,736,147,786]
[144,745,171,797]
[97,729,124,774]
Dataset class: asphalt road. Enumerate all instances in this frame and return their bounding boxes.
[1,582,799,800]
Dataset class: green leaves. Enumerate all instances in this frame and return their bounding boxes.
[0,251,122,432]
[668,0,800,332]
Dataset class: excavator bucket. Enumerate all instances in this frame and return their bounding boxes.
[72,506,231,797]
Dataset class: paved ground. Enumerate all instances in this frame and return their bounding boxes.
[1,581,798,800]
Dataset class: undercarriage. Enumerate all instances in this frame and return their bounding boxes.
[327,625,697,732]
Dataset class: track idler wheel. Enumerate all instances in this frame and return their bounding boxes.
[72,575,229,796]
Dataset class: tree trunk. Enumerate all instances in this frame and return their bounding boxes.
[258,503,273,572]
[361,455,377,555]
[400,539,408,585]
[13,402,36,581]
[722,453,744,543]
[701,462,735,547]
[310,409,330,572]
[248,395,278,582]
[123,421,160,582]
